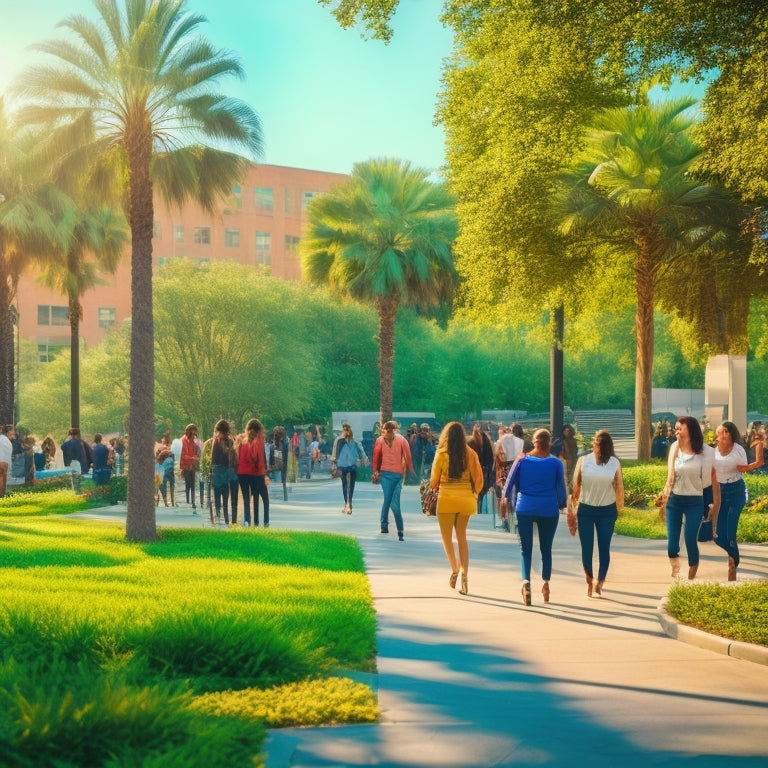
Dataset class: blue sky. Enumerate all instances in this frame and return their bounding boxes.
[0,0,453,175]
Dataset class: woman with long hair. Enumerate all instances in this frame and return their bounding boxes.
[502,428,567,606]
[179,424,199,510]
[468,423,494,515]
[716,421,748,581]
[211,419,234,524]
[238,418,270,527]
[655,416,720,580]
[569,430,624,597]
[430,422,484,595]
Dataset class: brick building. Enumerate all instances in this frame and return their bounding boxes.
[16,163,348,359]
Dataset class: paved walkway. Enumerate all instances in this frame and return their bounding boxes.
[82,479,768,767]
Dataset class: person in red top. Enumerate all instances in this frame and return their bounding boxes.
[372,420,416,540]
[179,424,199,511]
[238,418,270,527]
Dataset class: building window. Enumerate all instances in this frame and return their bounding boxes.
[174,226,184,243]
[254,186,274,212]
[225,229,240,247]
[194,226,211,244]
[285,235,300,258]
[302,190,320,209]
[284,188,291,214]
[98,307,116,329]
[255,231,271,265]
[153,220,162,239]
[37,304,69,326]
[38,344,67,363]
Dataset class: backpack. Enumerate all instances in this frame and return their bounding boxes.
[269,443,284,471]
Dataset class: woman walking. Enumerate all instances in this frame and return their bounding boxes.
[330,423,368,514]
[180,424,199,510]
[468,423,494,515]
[502,428,567,605]
[655,416,719,580]
[569,430,624,597]
[430,421,484,595]
[238,418,270,527]
[372,421,415,541]
[211,420,235,524]
[715,421,748,581]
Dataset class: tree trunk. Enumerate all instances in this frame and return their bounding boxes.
[377,295,398,426]
[550,304,564,438]
[69,292,81,430]
[634,251,657,461]
[125,123,158,542]
[0,258,15,426]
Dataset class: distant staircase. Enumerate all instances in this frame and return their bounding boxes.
[573,410,637,459]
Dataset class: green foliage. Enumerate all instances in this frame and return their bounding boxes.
[621,464,668,509]
[614,506,667,539]
[666,582,768,647]
[0,489,88,516]
[194,676,377,727]
[0,517,377,764]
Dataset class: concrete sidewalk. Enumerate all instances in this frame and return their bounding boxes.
[83,479,768,767]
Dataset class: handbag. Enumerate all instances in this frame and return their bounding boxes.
[419,478,438,516]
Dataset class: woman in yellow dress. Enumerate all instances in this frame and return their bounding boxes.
[430,421,484,596]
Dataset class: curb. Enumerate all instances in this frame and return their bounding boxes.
[657,596,768,666]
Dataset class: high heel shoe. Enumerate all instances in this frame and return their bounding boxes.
[459,572,468,595]
[449,571,459,589]
[669,556,681,578]
[521,581,532,606]
[594,580,604,597]
[688,564,698,580]
[585,572,593,598]
[541,581,550,603]
[728,556,737,581]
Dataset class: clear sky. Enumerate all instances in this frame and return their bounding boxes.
[0,0,453,175]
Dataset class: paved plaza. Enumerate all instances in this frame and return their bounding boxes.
[81,477,768,767]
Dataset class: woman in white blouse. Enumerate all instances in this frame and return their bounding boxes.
[715,421,748,581]
[655,416,720,580]
[569,430,625,597]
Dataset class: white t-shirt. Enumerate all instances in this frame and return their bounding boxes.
[670,443,715,496]
[714,443,747,484]
[577,453,621,507]
[0,433,12,465]
[497,434,523,462]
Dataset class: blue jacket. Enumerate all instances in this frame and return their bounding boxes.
[503,455,566,516]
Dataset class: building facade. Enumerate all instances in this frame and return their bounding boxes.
[16,163,348,359]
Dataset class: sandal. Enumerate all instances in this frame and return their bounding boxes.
[449,571,459,589]
[521,581,532,606]
[459,572,468,595]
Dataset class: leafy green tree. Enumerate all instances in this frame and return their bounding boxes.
[16,0,263,540]
[39,206,127,429]
[301,157,458,424]
[557,99,734,459]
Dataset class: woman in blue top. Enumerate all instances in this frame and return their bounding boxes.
[502,428,567,606]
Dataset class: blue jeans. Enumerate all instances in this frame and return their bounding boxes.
[517,514,559,582]
[340,467,357,506]
[379,470,404,534]
[577,502,618,581]
[666,493,703,566]
[716,480,746,565]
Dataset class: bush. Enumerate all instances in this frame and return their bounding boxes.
[621,464,667,508]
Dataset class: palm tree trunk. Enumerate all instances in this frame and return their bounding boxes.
[125,124,158,542]
[0,261,14,425]
[377,296,398,425]
[634,251,657,461]
[69,292,81,430]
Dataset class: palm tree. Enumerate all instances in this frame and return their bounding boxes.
[0,98,66,425]
[302,157,458,424]
[16,0,262,540]
[39,206,127,429]
[558,99,733,460]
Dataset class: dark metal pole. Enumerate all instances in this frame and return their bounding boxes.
[550,304,564,437]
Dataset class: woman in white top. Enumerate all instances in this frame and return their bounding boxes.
[715,421,748,581]
[569,430,624,597]
[655,416,720,580]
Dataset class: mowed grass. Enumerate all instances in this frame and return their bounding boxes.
[0,501,377,767]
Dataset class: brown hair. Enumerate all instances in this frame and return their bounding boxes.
[439,421,468,479]
[593,429,615,465]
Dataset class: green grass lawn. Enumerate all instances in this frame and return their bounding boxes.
[0,492,377,767]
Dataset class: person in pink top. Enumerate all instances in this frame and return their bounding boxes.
[372,420,416,540]
[238,418,270,527]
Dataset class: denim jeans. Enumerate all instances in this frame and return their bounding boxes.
[666,493,703,566]
[577,502,618,581]
[517,514,559,582]
[340,467,357,506]
[716,480,746,565]
[379,470,404,534]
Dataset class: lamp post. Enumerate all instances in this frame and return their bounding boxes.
[9,304,19,425]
